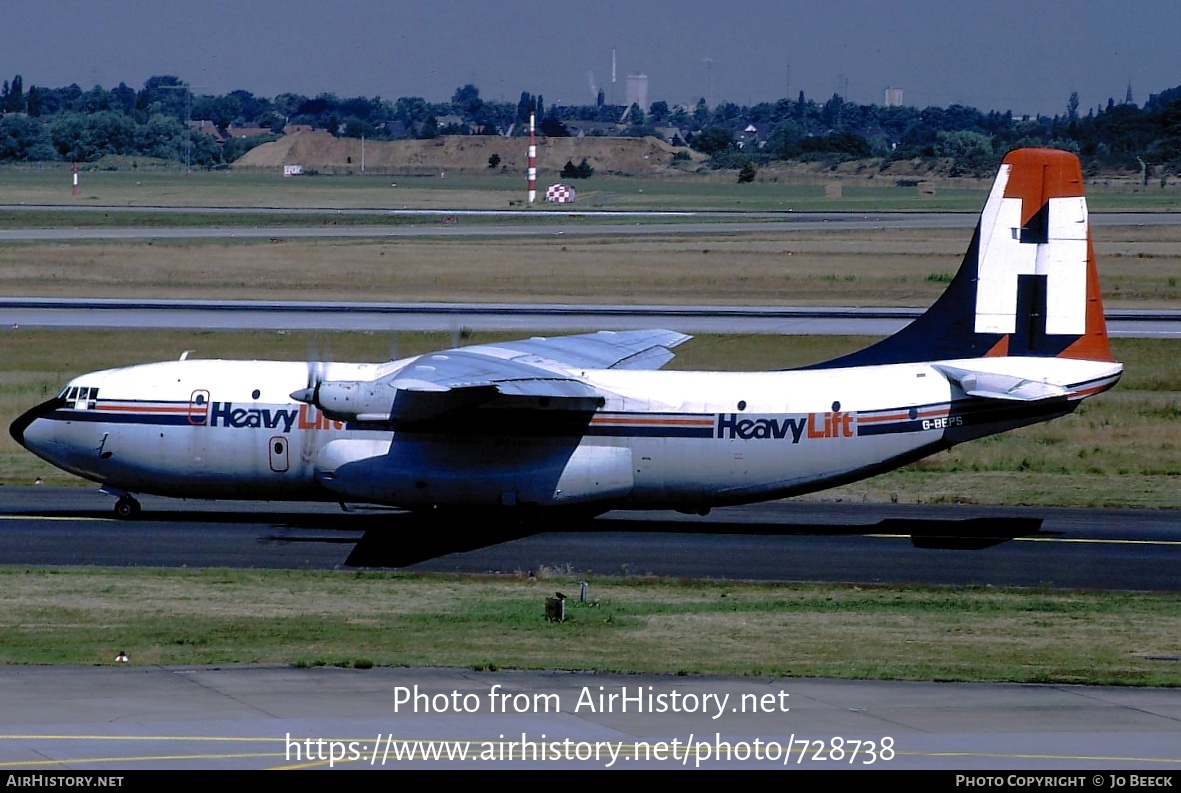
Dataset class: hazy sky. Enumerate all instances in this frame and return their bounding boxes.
[3,1,1178,116]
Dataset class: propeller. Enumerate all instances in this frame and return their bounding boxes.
[290,360,324,407]
[295,336,330,464]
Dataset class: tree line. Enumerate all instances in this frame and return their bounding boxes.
[686,87,1181,179]
[1,73,1179,177]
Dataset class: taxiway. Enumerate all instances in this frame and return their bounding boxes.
[2,488,1178,590]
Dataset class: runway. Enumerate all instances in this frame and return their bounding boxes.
[1,208,1178,242]
[2,488,1178,590]
[3,297,1179,337]
[0,215,975,242]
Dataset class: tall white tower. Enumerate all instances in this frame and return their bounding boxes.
[626,74,649,113]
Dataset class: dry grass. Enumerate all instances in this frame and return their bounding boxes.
[1,223,1179,306]
[0,232,964,304]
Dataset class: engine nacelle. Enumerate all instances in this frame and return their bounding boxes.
[291,378,496,424]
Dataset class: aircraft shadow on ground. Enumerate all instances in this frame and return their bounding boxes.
[344,514,1048,567]
[15,507,1046,567]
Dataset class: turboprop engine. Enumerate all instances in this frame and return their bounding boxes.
[290,377,497,425]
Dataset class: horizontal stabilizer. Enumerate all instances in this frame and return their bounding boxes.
[934,364,1067,402]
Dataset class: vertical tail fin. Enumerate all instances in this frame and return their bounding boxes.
[810,148,1113,369]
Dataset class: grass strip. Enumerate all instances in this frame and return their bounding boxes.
[2,568,1178,684]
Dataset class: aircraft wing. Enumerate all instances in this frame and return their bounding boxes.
[459,329,692,372]
[300,329,691,423]
[399,329,690,390]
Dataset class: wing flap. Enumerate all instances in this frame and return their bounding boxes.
[386,377,603,423]
[388,383,498,423]
[489,378,602,400]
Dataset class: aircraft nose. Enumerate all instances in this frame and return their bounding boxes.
[9,396,64,451]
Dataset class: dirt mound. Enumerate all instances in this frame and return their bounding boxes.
[234,130,703,177]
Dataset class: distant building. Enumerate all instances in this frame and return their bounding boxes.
[225,125,271,139]
[563,120,617,137]
[188,119,224,142]
[734,122,769,149]
[655,125,690,146]
[884,87,904,107]
[626,74,649,114]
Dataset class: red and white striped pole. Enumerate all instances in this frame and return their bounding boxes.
[72,162,78,197]
[527,111,536,205]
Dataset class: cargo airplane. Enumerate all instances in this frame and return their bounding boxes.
[12,149,1121,554]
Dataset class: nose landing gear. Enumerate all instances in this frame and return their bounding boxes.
[113,496,141,519]
[100,487,142,519]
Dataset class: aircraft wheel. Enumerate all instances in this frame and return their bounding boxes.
[114,496,141,520]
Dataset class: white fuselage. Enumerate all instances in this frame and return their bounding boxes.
[18,355,1120,512]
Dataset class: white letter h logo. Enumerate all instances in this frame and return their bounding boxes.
[974,164,1089,337]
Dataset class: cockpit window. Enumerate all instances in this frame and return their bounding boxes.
[64,386,99,409]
